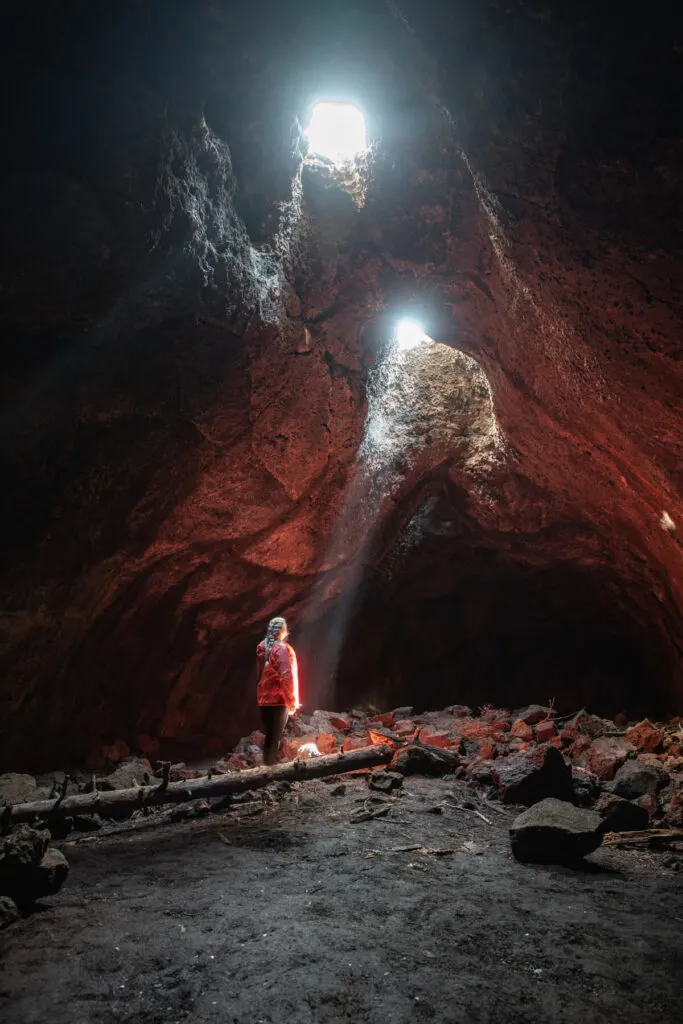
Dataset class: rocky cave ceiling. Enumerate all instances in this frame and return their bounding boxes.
[0,0,681,771]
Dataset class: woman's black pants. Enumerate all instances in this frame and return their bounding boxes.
[261,705,289,765]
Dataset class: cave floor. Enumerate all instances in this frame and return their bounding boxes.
[1,776,682,1024]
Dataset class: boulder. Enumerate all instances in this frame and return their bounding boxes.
[0,773,45,806]
[580,737,634,780]
[595,793,650,832]
[98,757,155,791]
[510,798,603,864]
[492,744,573,805]
[0,895,20,929]
[611,759,667,799]
[0,825,68,907]
[661,786,683,828]
[328,713,353,732]
[624,720,665,753]
[562,711,611,740]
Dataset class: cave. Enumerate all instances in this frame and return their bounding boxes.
[1,1,682,1019]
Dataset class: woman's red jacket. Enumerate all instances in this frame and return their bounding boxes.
[256,640,300,710]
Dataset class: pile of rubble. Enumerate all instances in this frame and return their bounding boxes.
[224,703,683,830]
[1,703,681,928]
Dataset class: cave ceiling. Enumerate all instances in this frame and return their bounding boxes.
[0,0,681,770]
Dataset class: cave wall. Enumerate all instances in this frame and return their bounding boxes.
[0,0,681,770]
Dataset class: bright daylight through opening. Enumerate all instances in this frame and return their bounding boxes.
[395,318,426,351]
[305,102,367,163]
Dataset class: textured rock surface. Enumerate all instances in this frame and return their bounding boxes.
[595,794,650,833]
[510,798,603,864]
[0,825,68,908]
[0,1,682,770]
[493,745,573,806]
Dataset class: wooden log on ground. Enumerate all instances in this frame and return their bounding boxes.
[9,745,394,823]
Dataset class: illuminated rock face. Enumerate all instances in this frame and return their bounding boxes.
[0,1,681,769]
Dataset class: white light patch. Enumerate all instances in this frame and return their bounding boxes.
[661,511,676,533]
[305,102,366,163]
[396,319,426,351]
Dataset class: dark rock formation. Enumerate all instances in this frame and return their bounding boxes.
[0,825,69,909]
[493,744,573,805]
[595,794,650,833]
[0,0,682,771]
[510,798,604,864]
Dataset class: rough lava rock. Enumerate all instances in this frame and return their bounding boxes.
[0,894,20,929]
[595,794,650,833]
[510,799,604,865]
[611,760,668,799]
[493,744,573,806]
[0,825,68,908]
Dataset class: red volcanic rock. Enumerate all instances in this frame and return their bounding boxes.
[315,733,340,755]
[510,719,534,741]
[368,713,395,730]
[419,731,452,749]
[535,720,556,744]
[342,735,371,752]
[328,715,353,733]
[624,720,665,753]
[516,706,553,727]
[579,738,635,780]
[136,734,160,756]
[394,721,418,738]
[445,706,472,719]
[248,731,265,749]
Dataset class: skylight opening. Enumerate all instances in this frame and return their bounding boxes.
[305,102,367,164]
[395,319,427,351]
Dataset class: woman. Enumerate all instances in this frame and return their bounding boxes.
[256,616,301,765]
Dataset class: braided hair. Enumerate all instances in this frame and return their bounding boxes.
[263,616,287,659]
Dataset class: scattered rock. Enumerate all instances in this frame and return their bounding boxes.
[0,825,68,907]
[595,793,650,832]
[445,705,471,718]
[34,848,69,900]
[571,767,600,807]
[493,744,573,806]
[0,895,20,929]
[535,720,556,743]
[580,737,634,780]
[329,784,346,796]
[391,706,415,720]
[510,719,534,741]
[510,798,603,864]
[611,759,667,799]
[391,744,458,777]
[624,719,665,753]
[368,771,403,793]
[0,773,45,806]
[515,705,553,726]
[98,757,155,791]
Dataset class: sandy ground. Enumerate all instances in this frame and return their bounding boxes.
[1,775,682,1024]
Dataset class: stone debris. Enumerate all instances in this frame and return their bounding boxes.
[510,798,603,864]
[492,745,573,806]
[0,825,69,914]
[596,794,650,832]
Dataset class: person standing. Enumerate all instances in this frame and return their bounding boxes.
[256,616,301,765]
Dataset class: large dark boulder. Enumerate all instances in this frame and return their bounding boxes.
[0,895,20,930]
[611,759,668,799]
[510,798,603,864]
[493,744,573,806]
[0,825,69,908]
[595,793,650,832]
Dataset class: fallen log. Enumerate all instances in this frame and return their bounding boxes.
[9,745,394,823]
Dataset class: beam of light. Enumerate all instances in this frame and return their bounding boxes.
[305,102,367,164]
[395,318,426,351]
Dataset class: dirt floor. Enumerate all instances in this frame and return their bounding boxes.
[1,774,682,1024]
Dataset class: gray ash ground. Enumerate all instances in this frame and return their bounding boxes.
[1,775,681,1024]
